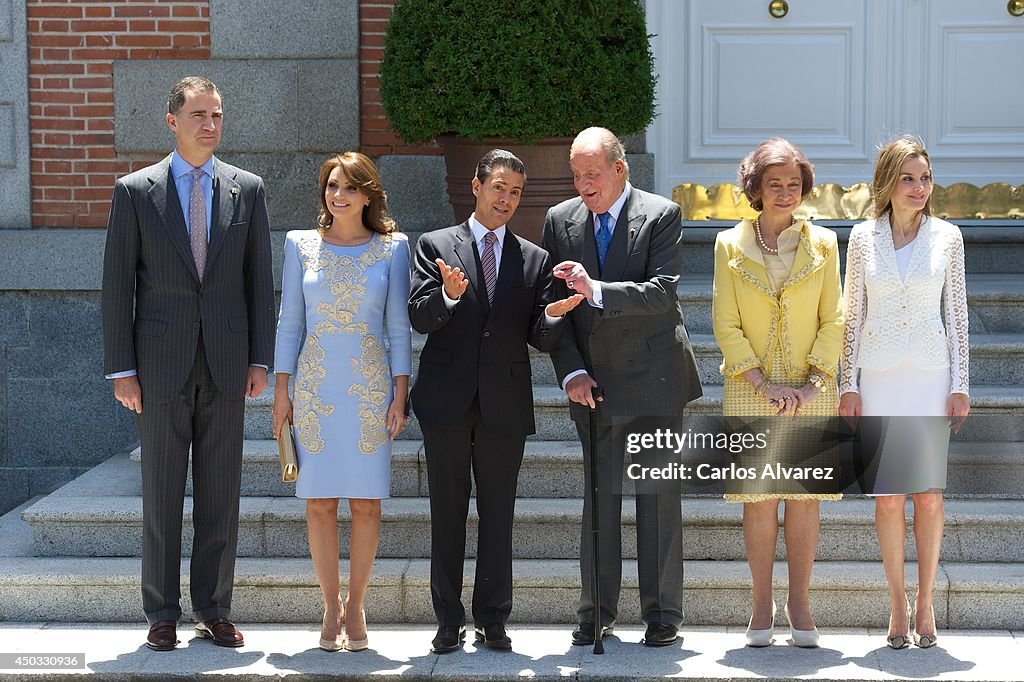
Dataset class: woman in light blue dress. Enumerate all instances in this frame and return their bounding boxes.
[273,152,412,652]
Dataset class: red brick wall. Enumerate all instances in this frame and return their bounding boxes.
[26,1,428,227]
[358,0,435,156]
[26,1,210,227]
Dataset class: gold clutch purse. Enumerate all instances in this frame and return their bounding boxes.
[278,421,298,483]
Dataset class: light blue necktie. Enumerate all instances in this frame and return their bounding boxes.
[596,212,612,268]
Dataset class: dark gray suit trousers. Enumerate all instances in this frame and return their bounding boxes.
[138,333,244,624]
[577,414,684,628]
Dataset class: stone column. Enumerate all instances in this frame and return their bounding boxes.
[0,0,31,227]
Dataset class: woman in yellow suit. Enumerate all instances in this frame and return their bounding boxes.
[712,138,844,648]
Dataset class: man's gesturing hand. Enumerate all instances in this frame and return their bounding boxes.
[436,258,469,300]
[546,293,586,317]
[553,261,595,301]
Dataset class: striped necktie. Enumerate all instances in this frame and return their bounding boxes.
[482,231,498,305]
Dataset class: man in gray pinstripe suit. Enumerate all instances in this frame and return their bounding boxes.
[542,127,702,648]
[101,76,275,651]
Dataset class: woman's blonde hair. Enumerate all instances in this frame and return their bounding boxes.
[871,135,932,220]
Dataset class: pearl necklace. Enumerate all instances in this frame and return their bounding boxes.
[754,216,796,254]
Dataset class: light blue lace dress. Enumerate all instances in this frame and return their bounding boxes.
[274,229,412,499]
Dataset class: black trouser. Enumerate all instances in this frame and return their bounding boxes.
[421,398,526,628]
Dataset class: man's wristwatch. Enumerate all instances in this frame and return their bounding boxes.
[807,372,826,389]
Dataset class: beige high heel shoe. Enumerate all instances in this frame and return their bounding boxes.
[319,610,343,652]
[887,597,911,650]
[913,600,938,649]
[344,609,368,652]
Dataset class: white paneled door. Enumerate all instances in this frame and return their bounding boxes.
[646,0,1024,195]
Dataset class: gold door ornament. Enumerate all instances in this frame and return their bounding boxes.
[768,0,789,19]
[673,183,1024,221]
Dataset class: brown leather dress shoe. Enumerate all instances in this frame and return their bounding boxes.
[195,618,245,647]
[146,620,179,651]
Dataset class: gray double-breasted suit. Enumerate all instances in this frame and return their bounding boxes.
[542,186,702,628]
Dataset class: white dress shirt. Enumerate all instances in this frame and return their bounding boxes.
[442,214,506,307]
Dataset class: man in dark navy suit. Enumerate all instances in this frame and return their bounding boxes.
[409,150,583,653]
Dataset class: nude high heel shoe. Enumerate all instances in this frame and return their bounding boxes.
[913,600,938,649]
[745,601,776,647]
[887,597,911,650]
[344,609,369,652]
[784,604,819,648]
[319,611,343,652]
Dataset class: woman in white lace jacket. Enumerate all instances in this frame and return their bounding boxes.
[839,135,970,651]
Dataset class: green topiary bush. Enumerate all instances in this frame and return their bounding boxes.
[380,0,657,144]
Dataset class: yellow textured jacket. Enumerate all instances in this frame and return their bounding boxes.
[712,219,844,379]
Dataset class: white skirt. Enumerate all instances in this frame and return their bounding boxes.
[859,358,951,495]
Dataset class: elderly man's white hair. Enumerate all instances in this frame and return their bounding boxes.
[570,127,630,180]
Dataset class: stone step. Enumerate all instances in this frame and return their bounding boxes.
[679,224,1024,275]
[968,333,1024,384]
[0,555,1020,628]
[246,384,580,441]
[245,383,1024,442]
[401,282,1024,386]
[123,438,1024,499]
[411,332,561,385]
[687,332,1024,387]
[265,276,1024,404]
[411,329,1024,388]
[23,491,1024,563]
[132,441,584,498]
[678,272,1024,335]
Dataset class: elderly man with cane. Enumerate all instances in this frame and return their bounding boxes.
[542,127,702,648]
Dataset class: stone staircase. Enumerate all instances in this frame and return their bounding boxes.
[2,223,1023,630]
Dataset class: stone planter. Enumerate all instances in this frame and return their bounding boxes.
[438,135,576,245]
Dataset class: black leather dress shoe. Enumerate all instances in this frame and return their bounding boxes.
[474,623,512,650]
[642,622,679,647]
[571,622,614,646]
[431,625,466,654]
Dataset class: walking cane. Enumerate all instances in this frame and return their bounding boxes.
[587,386,606,654]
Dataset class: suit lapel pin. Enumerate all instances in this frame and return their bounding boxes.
[230,186,239,197]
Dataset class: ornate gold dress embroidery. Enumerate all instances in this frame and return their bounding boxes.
[294,335,332,454]
[293,232,394,455]
[349,336,390,454]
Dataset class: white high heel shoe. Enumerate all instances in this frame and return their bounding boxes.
[745,601,776,647]
[784,605,819,648]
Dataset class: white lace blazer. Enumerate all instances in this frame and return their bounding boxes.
[840,214,969,395]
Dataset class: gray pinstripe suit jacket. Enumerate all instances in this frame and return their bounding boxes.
[101,154,275,404]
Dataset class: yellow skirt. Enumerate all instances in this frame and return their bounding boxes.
[723,346,841,503]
